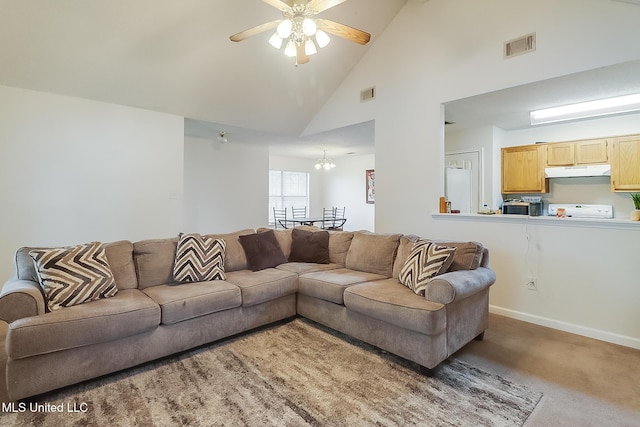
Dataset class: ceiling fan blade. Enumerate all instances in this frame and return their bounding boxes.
[261,0,294,11]
[317,19,371,45]
[296,43,310,65]
[306,0,349,13]
[230,20,280,42]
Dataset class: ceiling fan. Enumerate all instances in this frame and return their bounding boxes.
[230,0,371,65]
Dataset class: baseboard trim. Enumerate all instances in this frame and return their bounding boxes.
[489,305,640,350]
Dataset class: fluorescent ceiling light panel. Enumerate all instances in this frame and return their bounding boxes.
[530,93,640,125]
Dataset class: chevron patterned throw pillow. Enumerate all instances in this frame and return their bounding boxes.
[173,233,226,282]
[398,240,457,295]
[29,242,118,311]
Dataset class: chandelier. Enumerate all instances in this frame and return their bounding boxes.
[267,5,330,59]
[315,150,336,170]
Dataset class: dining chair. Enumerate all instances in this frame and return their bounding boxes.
[273,207,287,229]
[321,207,336,230]
[291,206,307,219]
[331,206,346,230]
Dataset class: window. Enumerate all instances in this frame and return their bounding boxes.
[269,170,309,223]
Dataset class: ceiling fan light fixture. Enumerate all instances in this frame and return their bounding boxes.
[284,39,297,57]
[302,18,317,37]
[268,33,283,49]
[305,39,317,55]
[315,30,330,48]
[276,19,293,38]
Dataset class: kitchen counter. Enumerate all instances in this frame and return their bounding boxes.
[432,213,640,230]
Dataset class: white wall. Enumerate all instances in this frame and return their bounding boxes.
[0,85,184,282]
[183,136,268,232]
[270,153,375,231]
[303,0,640,347]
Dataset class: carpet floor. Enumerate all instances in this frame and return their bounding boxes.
[3,318,542,426]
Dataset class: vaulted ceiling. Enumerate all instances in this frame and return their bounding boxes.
[0,0,407,156]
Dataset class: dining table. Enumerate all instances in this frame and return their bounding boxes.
[278,217,346,229]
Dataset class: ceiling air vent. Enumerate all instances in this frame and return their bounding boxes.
[360,86,376,103]
[504,33,536,59]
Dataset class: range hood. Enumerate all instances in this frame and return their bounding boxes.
[544,164,611,178]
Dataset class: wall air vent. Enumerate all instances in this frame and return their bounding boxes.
[360,86,376,102]
[504,33,536,58]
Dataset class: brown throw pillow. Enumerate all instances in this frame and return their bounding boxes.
[289,228,330,264]
[238,230,287,271]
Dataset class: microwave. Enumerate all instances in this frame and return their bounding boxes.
[502,201,544,216]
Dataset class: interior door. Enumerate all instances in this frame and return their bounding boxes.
[445,151,480,213]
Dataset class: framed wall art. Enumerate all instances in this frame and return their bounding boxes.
[366,169,375,204]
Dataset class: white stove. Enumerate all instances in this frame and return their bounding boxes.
[548,204,613,219]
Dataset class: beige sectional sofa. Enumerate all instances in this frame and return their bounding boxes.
[0,227,495,401]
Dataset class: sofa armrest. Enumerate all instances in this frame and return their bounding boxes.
[425,267,496,305]
[0,277,46,323]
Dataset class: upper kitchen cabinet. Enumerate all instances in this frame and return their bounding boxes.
[611,134,640,191]
[546,142,575,166]
[502,144,548,194]
[545,138,609,166]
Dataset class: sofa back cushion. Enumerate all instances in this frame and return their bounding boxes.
[393,236,485,276]
[328,231,354,266]
[15,240,138,290]
[392,235,420,279]
[430,240,484,271]
[103,240,138,289]
[204,229,254,272]
[345,231,401,277]
[134,237,178,289]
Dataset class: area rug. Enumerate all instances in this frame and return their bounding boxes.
[3,318,542,426]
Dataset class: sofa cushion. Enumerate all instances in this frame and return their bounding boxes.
[6,289,160,359]
[392,235,420,279]
[430,240,484,271]
[345,231,401,277]
[225,269,298,307]
[205,229,255,272]
[134,237,178,289]
[289,228,330,264]
[173,233,226,282]
[298,268,387,305]
[143,281,241,325]
[344,279,446,336]
[276,262,341,275]
[29,242,118,311]
[15,240,137,290]
[239,230,287,271]
[398,241,456,295]
[328,231,354,265]
[103,240,138,290]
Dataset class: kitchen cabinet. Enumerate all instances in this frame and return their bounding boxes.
[611,134,640,191]
[545,138,609,166]
[502,145,548,193]
[546,142,574,166]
